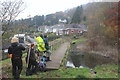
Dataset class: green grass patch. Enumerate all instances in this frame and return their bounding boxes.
[50,38,64,52]
[19,67,91,78]
[2,58,11,65]
[94,64,118,78]
[2,59,119,78]
[43,68,91,78]
[2,53,27,64]
[73,37,87,43]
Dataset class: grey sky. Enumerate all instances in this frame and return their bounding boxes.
[1,0,119,19]
[17,0,90,19]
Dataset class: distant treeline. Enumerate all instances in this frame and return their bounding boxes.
[11,5,85,28]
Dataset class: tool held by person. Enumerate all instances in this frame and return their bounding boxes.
[26,44,31,68]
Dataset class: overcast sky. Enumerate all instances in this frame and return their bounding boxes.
[17,0,91,19]
[1,0,119,19]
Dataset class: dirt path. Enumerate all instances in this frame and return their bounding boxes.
[46,42,69,69]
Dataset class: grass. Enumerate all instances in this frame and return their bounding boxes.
[2,37,119,79]
[7,67,92,78]
[3,63,118,79]
[50,39,64,53]
[94,64,118,78]
[2,53,27,66]
[73,37,87,43]
[2,58,11,65]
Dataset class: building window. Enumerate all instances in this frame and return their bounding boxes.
[71,30,74,33]
[79,30,83,34]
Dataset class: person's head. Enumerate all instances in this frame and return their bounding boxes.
[34,35,38,38]
[11,37,19,43]
[31,43,34,48]
[40,34,44,38]
[44,35,47,38]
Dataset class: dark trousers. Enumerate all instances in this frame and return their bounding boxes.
[11,58,22,79]
[26,59,38,75]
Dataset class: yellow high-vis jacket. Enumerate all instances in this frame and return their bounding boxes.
[35,36,46,52]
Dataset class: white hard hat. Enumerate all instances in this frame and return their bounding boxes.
[11,37,19,43]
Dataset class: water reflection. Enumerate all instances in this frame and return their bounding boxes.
[66,50,115,68]
[66,61,75,68]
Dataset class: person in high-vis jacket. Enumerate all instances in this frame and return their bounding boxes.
[8,37,25,79]
[35,34,46,57]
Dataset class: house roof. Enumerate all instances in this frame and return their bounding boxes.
[38,24,87,31]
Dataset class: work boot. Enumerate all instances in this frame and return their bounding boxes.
[26,69,32,76]
[14,74,20,79]
[26,73,32,76]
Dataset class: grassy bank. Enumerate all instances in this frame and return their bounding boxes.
[94,64,118,78]
[3,63,118,78]
[2,37,119,79]
[20,63,118,78]
[73,37,88,43]
[50,38,64,52]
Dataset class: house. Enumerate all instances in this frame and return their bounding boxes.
[38,25,53,33]
[37,24,87,35]
[51,24,65,35]
[38,26,46,32]
[14,34,26,43]
[56,28,68,35]
[44,26,53,33]
[67,28,79,34]
[59,19,67,23]
[56,24,87,35]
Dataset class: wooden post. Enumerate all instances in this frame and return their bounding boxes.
[27,44,31,68]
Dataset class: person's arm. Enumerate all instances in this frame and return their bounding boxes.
[20,44,25,51]
[46,39,49,45]
[8,46,13,58]
[45,39,49,50]
[8,47,11,54]
[41,42,45,49]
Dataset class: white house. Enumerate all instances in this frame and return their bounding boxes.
[38,26,53,33]
[14,34,26,43]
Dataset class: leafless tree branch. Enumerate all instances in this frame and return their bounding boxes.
[0,0,25,36]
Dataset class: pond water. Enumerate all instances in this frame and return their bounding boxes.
[66,50,116,68]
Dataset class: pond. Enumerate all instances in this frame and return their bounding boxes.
[66,50,116,68]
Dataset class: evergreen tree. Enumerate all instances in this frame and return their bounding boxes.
[71,6,83,24]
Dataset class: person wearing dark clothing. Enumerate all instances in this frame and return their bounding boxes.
[8,37,25,79]
[26,43,39,76]
[43,35,51,61]
[43,35,49,50]
[40,34,44,39]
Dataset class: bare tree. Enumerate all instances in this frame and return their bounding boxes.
[0,0,25,36]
